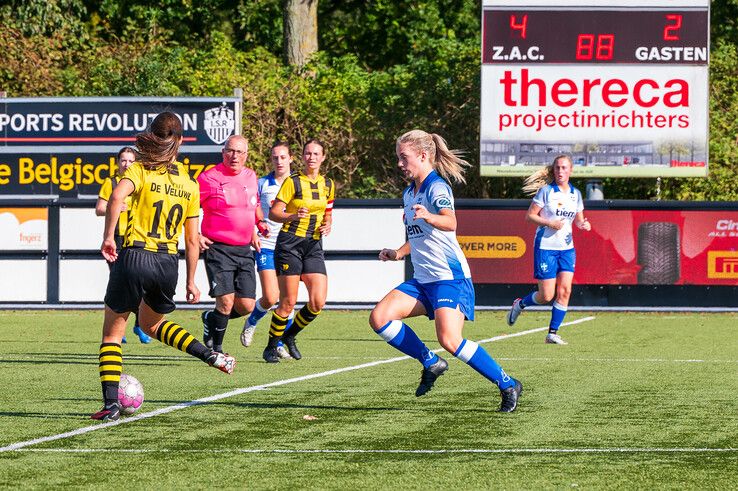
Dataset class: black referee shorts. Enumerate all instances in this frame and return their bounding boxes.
[104,247,179,314]
[274,231,326,276]
[203,242,256,298]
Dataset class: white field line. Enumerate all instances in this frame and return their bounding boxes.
[13,447,738,455]
[0,316,595,453]
[495,358,738,364]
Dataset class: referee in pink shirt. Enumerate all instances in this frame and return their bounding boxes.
[199,135,267,353]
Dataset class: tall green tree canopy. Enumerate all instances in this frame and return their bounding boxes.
[1,0,736,199]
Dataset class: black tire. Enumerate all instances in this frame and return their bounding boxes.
[637,222,680,284]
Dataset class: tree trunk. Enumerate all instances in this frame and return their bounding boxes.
[283,0,318,66]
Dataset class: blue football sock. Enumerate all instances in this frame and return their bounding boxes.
[520,290,542,309]
[247,301,270,327]
[376,320,438,368]
[549,301,567,333]
[283,311,295,337]
[454,338,514,389]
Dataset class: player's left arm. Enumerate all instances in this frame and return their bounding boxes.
[183,216,201,303]
[254,196,269,237]
[412,184,456,231]
[575,211,591,231]
[319,180,335,236]
[413,206,456,231]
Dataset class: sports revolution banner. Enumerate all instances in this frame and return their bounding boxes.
[457,209,738,286]
[0,96,241,197]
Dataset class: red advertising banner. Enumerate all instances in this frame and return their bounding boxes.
[457,209,738,286]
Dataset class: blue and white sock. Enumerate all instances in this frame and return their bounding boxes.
[454,338,514,389]
[282,310,295,337]
[376,320,438,368]
[520,290,543,309]
[549,301,567,333]
[247,301,270,327]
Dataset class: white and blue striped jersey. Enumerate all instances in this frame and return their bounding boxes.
[402,170,471,284]
[257,172,284,250]
[532,183,584,251]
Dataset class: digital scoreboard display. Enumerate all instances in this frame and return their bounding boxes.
[479,1,710,178]
[482,10,708,64]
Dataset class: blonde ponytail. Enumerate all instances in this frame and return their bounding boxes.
[522,155,572,195]
[396,130,470,184]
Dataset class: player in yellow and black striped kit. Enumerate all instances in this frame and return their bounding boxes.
[262,138,335,363]
[92,112,236,422]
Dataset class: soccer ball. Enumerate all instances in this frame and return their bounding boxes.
[118,373,144,415]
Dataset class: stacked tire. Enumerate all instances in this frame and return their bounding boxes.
[637,222,680,284]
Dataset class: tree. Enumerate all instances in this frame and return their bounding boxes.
[283,0,318,66]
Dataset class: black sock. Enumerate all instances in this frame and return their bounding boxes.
[210,309,230,352]
[229,309,244,320]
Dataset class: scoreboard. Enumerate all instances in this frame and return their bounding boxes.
[479,0,710,177]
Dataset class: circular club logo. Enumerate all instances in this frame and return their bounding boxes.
[204,103,236,144]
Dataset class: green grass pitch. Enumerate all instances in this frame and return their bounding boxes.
[0,309,736,488]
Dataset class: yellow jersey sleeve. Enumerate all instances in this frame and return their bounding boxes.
[326,177,335,203]
[98,178,113,201]
[275,175,296,205]
[122,163,145,194]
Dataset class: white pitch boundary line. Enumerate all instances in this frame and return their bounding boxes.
[0,316,595,453]
[13,447,737,454]
[495,357,738,364]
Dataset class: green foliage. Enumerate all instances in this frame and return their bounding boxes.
[1,2,737,200]
[711,0,738,46]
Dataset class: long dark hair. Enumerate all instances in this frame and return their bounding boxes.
[135,112,183,171]
[271,139,292,155]
[302,138,326,155]
[117,146,137,160]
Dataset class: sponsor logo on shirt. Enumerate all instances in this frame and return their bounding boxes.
[406,223,423,238]
[434,196,452,209]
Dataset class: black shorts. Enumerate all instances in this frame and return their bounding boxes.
[203,242,256,298]
[104,248,179,314]
[274,231,326,276]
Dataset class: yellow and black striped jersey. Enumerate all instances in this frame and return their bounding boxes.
[275,171,335,239]
[121,162,200,254]
[98,176,132,238]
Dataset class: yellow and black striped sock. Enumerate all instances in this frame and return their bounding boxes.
[99,343,122,406]
[156,320,211,361]
[291,305,322,337]
[268,311,289,344]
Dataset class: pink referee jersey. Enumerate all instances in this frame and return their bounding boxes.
[198,163,260,246]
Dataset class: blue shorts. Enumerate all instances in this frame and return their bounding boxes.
[255,248,275,272]
[395,278,475,321]
[534,248,576,280]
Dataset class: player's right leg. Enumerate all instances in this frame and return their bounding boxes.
[263,275,299,363]
[369,282,446,396]
[139,302,235,374]
[139,249,236,373]
[244,250,278,347]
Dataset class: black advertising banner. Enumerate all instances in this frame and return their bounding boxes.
[0,96,241,197]
[0,152,223,196]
